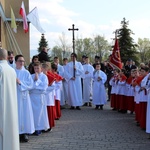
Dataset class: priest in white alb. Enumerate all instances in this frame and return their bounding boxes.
[65,53,84,110]
[0,48,20,150]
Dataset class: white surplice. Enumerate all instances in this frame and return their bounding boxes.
[55,81,62,101]
[30,72,49,130]
[0,60,20,150]
[92,70,107,105]
[46,82,55,106]
[65,61,84,106]
[15,67,35,134]
[82,64,94,103]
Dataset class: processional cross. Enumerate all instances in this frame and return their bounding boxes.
[68,24,79,77]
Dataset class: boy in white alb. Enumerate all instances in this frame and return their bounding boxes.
[42,63,56,130]
[115,69,127,113]
[30,62,49,135]
[92,63,107,110]
[109,69,119,110]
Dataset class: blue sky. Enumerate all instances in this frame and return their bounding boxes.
[29,0,150,56]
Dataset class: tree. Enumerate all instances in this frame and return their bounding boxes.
[93,35,111,61]
[117,18,139,64]
[75,37,95,61]
[51,46,63,64]
[38,34,49,53]
[137,38,150,63]
[75,35,110,62]
[57,32,72,58]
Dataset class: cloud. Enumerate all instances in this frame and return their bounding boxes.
[29,0,150,56]
[29,0,79,52]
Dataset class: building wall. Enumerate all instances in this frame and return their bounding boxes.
[1,0,30,65]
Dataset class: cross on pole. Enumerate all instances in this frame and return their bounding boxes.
[68,24,79,54]
[68,24,79,77]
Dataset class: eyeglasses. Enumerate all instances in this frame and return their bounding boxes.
[17,60,25,63]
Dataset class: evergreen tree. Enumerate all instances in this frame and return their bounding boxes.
[117,18,139,64]
[38,34,48,53]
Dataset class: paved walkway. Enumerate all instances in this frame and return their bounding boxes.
[20,102,150,150]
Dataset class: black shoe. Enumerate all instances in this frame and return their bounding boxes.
[76,106,81,110]
[130,111,133,114]
[89,102,92,107]
[83,103,88,106]
[33,130,42,136]
[23,134,29,142]
[95,106,99,110]
[48,128,52,132]
[19,134,24,142]
[42,128,52,133]
[70,106,75,110]
[100,105,103,110]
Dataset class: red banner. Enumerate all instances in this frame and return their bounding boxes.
[110,39,122,69]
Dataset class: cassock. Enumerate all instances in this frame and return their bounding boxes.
[30,72,49,131]
[92,70,107,105]
[46,71,56,128]
[53,73,63,119]
[65,61,84,107]
[139,74,148,129]
[134,76,144,123]
[126,76,135,112]
[82,64,94,103]
[0,60,19,150]
[15,67,35,134]
[115,74,127,111]
[109,75,118,109]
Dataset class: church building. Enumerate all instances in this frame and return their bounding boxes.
[0,0,30,64]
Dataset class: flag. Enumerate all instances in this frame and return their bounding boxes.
[27,7,45,33]
[19,1,28,33]
[110,39,122,69]
[10,7,17,33]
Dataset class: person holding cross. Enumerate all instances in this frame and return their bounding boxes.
[65,53,84,110]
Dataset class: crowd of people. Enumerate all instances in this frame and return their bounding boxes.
[1,46,150,150]
[109,63,150,139]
